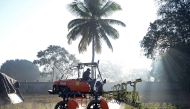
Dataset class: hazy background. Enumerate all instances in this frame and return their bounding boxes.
[0,0,159,81]
[0,0,157,72]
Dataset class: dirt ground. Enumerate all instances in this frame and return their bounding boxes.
[1,93,190,109]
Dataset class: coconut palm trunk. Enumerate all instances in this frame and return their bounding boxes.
[91,36,95,78]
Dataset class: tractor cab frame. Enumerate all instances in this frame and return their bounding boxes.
[48,61,108,109]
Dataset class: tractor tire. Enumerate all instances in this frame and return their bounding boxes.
[87,100,101,109]
[54,101,68,109]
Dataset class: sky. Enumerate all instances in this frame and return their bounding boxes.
[0,0,157,70]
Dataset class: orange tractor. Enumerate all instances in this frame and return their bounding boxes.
[48,61,109,109]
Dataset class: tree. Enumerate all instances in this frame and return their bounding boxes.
[140,0,190,93]
[33,45,79,81]
[141,0,190,59]
[0,59,41,82]
[99,60,123,82]
[67,0,126,78]
[67,0,126,60]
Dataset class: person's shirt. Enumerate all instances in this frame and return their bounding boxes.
[82,71,90,81]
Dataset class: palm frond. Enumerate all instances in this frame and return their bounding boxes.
[99,28,113,51]
[67,26,82,44]
[81,25,91,46]
[68,19,88,30]
[77,23,93,53]
[103,19,126,27]
[84,0,103,15]
[67,0,91,18]
[87,32,93,46]
[101,21,120,39]
[94,30,102,53]
[78,34,89,53]
[99,1,122,17]
[67,22,91,44]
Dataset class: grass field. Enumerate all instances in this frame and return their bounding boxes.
[0,94,189,109]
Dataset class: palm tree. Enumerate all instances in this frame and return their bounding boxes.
[67,0,126,78]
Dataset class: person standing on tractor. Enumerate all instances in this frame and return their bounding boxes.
[82,68,96,91]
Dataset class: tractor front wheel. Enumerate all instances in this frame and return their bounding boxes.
[54,101,67,109]
[87,99,108,109]
[87,100,101,109]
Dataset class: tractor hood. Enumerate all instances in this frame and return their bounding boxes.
[0,72,24,105]
[53,79,80,85]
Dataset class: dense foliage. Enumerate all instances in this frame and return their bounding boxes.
[0,59,41,82]
[141,0,190,59]
[140,0,190,92]
[33,45,79,80]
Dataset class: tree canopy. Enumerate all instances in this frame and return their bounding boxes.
[0,59,41,82]
[33,45,79,81]
[140,0,190,59]
[140,0,190,92]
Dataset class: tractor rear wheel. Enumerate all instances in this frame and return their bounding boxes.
[87,100,102,109]
[54,101,68,109]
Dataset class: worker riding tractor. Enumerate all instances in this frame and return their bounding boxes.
[48,61,142,109]
[48,61,108,109]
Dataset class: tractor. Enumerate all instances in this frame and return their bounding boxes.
[48,61,109,109]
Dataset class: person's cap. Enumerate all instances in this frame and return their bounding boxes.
[87,68,91,71]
